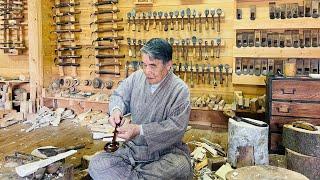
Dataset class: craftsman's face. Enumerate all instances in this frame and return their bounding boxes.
[142,53,172,84]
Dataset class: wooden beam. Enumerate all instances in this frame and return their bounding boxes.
[28,0,43,112]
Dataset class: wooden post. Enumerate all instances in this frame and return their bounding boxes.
[28,0,43,112]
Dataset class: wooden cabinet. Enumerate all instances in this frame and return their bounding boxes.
[267,76,320,153]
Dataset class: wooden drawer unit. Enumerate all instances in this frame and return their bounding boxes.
[267,77,320,154]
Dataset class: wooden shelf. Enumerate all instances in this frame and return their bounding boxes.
[234,18,320,30]
[134,1,153,7]
[0,80,29,83]
[233,47,320,58]
[232,74,266,86]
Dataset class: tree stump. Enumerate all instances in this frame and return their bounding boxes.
[286,148,320,180]
[225,165,308,180]
[283,124,320,157]
[227,118,269,167]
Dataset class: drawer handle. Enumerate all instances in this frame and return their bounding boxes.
[281,88,296,95]
[277,106,290,113]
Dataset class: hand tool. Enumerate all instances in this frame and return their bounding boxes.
[210,9,215,30]
[248,59,254,75]
[178,63,182,77]
[127,12,131,31]
[292,3,298,18]
[94,54,125,59]
[169,11,174,30]
[90,18,123,26]
[127,38,132,57]
[181,39,185,61]
[213,65,217,87]
[192,36,197,58]
[53,2,79,8]
[198,11,202,33]
[174,10,179,31]
[93,27,124,33]
[211,40,215,58]
[175,39,179,60]
[311,59,319,74]
[125,61,129,78]
[250,5,256,20]
[55,45,82,51]
[142,12,147,31]
[216,37,221,58]
[248,32,254,47]
[236,58,242,75]
[286,4,292,19]
[204,40,209,60]
[137,13,141,32]
[190,62,194,87]
[104,121,120,152]
[92,36,124,44]
[58,55,82,59]
[132,11,136,31]
[224,110,268,127]
[183,63,188,82]
[181,9,185,30]
[158,11,163,31]
[138,39,142,57]
[224,64,230,86]
[53,11,81,18]
[91,8,120,16]
[269,2,276,19]
[204,9,209,30]
[186,8,191,31]
[93,0,118,6]
[152,11,157,29]
[91,70,120,76]
[51,29,82,34]
[280,4,286,19]
[192,9,197,31]
[201,64,205,83]
[185,38,190,61]
[216,8,222,32]
[90,62,121,68]
[195,64,199,84]
[254,59,261,76]
[198,38,203,61]
[207,64,211,84]
[164,12,169,31]
[261,59,268,76]
[268,59,274,75]
[218,64,223,85]
[146,11,152,31]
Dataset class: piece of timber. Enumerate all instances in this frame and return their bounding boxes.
[286,148,320,180]
[93,70,120,75]
[53,2,79,8]
[95,54,125,59]
[90,18,123,25]
[283,124,320,157]
[93,0,118,6]
[93,27,124,33]
[91,9,119,16]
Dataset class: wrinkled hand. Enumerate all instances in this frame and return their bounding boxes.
[117,124,140,141]
[109,109,122,127]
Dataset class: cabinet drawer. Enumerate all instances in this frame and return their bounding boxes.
[272,101,320,118]
[272,80,320,101]
[270,116,320,133]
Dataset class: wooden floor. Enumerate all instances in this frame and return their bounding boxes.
[0,120,228,179]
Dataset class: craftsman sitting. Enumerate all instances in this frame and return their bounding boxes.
[88,38,192,179]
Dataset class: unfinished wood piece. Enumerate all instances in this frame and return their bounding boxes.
[286,148,320,180]
[228,118,268,167]
[283,124,320,157]
[15,150,77,177]
[225,165,308,180]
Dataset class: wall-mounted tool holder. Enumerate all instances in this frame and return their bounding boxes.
[0,0,26,55]
[90,0,124,78]
[52,0,82,77]
[236,29,320,49]
[126,8,225,33]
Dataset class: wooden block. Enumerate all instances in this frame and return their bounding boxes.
[249,98,259,112]
[244,98,250,108]
[286,148,320,180]
[208,156,227,171]
[195,157,208,171]
[283,124,320,157]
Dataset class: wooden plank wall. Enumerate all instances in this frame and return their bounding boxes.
[40,0,266,103]
[0,1,29,78]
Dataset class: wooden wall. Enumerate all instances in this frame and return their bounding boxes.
[0,1,29,78]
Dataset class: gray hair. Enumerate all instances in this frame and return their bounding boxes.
[140,38,172,64]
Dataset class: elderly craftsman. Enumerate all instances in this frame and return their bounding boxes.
[88,38,192,179]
